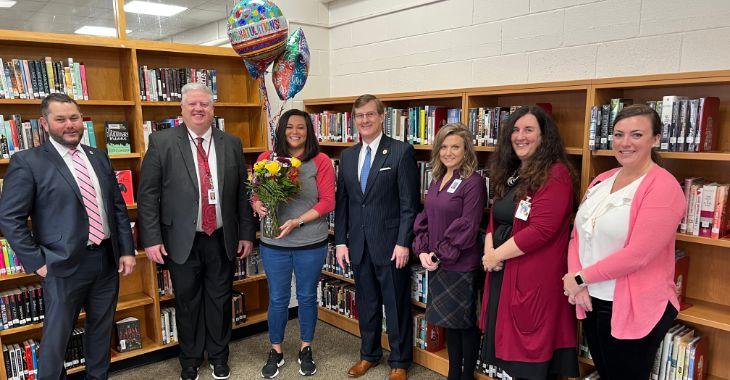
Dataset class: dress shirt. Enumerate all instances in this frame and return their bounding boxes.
[187,127,223,231]
[49,138,110,242]
[357,132,383,181]
[576,170,644,301]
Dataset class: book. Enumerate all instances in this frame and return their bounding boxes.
[674,251,691,311]
[104,121,131,155]
[114,170,135,205]
[115,317,142,352]
[696,97,720,152]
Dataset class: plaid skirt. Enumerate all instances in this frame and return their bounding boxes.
[425,268,477,329]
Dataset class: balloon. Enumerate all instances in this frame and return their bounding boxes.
[227,0,288,79]
[272,28,310,100]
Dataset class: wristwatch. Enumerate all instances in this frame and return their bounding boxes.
[298,219,305,228]
[574,272,587,287]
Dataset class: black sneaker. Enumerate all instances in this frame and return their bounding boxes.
[180,366,199,380]
[210,363,230,379]
[261,349,285,378]
[298,346,316,376]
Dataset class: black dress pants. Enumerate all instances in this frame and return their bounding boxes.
[353,244,413,369]
[582,297,677,380]
[167,229,233,368]
[39,243,119,380]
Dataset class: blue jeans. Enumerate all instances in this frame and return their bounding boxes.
[260,244,327,344]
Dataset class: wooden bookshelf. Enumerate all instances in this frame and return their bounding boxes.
[0,23,269,379]
[307,71,730,380]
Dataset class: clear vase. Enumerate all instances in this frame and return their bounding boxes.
[262,203,279,239]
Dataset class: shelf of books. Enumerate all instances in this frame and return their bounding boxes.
[586,71,730,380]
[307,71,730,380]
[0,27,269,378]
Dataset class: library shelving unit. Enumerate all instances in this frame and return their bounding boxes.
[588,71,730,380]
[305,71,730,380]
[0,28,268,378]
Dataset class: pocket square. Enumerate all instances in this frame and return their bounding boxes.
[379,167,392,171]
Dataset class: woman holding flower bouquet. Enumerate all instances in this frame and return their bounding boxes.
[251,109,336,378]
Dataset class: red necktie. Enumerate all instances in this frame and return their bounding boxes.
[196,137,217,235]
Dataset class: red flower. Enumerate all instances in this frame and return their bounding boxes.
[287,167,299,181]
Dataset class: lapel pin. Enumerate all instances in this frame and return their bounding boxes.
[382,149,388,155]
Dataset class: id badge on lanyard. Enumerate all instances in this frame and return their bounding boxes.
[515,196,532,221]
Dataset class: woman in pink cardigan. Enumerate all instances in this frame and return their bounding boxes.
[563,104,685,379]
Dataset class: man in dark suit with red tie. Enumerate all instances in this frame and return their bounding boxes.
[335,94,420,380]
[137,82,256,380]
[0,93,136,380]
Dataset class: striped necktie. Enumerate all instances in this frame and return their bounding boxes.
[69,149,104,244]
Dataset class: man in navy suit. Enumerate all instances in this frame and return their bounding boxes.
[0,94,136,380]
[335,94,419,380]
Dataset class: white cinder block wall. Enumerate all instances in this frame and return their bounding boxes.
[166,0,331,112]
[329,0,730,97]
[164,0,730,104]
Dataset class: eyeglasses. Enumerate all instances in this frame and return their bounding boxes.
[354,112,378,121]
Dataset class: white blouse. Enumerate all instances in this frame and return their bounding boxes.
[576,170,645,301]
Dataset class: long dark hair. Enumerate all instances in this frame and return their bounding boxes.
[612,104,662,166]
[273,109,320,162]
[490,106,576,201]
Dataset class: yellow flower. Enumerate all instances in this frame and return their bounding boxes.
[254,160,266,171]
[265,161,281,175]
[290,157,301,168]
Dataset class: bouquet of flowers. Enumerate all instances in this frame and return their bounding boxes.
[248,155,302,238]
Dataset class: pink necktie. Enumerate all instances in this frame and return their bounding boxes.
[69,149,104,244]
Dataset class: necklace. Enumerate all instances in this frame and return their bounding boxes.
[507,170,520,187]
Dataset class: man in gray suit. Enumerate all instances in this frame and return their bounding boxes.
[0,93,136,380]
[137,83,256,380]
[335,94,420,380]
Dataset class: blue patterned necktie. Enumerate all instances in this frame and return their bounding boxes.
[360,146,371,193]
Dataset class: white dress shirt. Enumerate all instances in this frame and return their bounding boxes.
[576,170,645,301]
[187,127,223,231]
[358,132,383,181]
[49,138,110,242]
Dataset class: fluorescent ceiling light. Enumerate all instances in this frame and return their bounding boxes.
[0,1,17,8]
[75,26,132,37]
[124,1,187,17]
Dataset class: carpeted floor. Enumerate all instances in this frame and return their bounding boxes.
[109,319,444,379]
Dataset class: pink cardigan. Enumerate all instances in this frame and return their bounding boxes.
[567,165,685,339]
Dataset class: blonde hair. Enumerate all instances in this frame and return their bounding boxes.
[430,123,478,180]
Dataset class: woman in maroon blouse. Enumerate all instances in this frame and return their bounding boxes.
[479,106,579,379]
[413,123,486,380]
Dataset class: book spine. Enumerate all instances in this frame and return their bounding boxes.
[28,60,39,99]
[80,64,89,101]
[44,57,55,94]
[24,59,37,99]
[588,106,599,151]
[600,104,610,150]
[711,185,728,239]
[73,63,83,101]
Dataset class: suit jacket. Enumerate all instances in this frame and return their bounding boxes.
[334,135,419,266]
[137,125,256,264]
[0,142,135,277]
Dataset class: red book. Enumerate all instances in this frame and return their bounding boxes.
[675,252,691,310]
[536,102,553,115]
[696,97,720,152]
[114,170,135,205]
[22,340,34,380]
[689,336,708,380]
[711,184,729,239]
[425,321,445,352]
